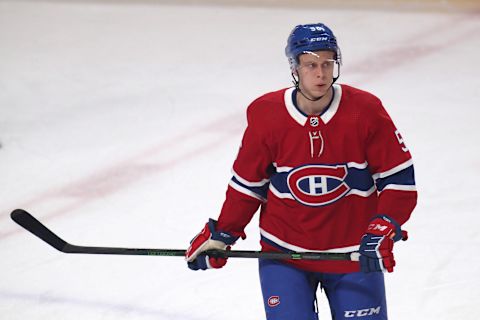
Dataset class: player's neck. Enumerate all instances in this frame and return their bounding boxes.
[296,87,333,116]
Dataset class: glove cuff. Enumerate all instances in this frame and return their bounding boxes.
[368,214,403,242]
[208,219,239,246]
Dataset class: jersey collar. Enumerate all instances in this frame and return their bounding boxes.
[284,84,342,126]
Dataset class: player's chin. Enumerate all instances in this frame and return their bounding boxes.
[311,87,328,97]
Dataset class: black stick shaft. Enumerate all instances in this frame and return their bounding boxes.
[10,209,358,261]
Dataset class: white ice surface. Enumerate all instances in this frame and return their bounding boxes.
[1,1,479,319]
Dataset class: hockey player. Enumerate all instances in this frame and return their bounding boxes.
[186,23,417,319]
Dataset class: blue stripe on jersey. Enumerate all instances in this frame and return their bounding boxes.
[270,172,290,194]
[231,176,270,199]
[270,165,375,195]
[375,165,415,192]
[344,167,376,191]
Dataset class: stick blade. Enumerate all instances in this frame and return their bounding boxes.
[11,209,67,252]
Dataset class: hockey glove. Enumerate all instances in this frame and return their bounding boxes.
[185,219,238,271]
[359,215,408,273]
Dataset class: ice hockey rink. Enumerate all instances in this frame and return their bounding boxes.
[1,0,479,319]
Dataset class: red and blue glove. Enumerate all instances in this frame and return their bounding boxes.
[359,215,408,273]
[185,219,238,271]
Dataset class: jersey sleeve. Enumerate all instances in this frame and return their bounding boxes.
[216,102,274,238]
[364,101,417,226]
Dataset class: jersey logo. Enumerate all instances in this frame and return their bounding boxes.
[267,296,280,307]
[287,165,350,206]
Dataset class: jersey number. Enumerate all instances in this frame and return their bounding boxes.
[395,130,409,152]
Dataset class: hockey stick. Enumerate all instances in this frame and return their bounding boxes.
[10,209,359,261]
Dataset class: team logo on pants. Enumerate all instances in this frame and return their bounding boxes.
[268,296,280,307]
[287,164,350,206]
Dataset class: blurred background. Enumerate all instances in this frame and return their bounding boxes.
[1,0,479,319]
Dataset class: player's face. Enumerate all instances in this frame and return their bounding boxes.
[296,51,336,98]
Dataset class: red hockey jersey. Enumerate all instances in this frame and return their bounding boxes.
[217,84,417,273]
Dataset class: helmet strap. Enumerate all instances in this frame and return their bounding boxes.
[291,73,321,101]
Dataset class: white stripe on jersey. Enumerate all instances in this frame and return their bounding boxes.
[272,162,293,173]
[229,180,266,202]
[275,161,367,173]
[348,186,376,197]
[380,184,417,192]
[347,161,369,169]
[372,158,413,180]
[231,168,270,187]
[260,227,360,253]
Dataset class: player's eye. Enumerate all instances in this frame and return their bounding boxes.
[302,62,317,70]
[321,60,335,69]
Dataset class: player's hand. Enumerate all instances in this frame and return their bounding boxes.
[185,219,238,271]
[359,215,407,273]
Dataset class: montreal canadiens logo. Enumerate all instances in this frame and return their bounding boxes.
[268,296,280,307]
[287,164,350,206]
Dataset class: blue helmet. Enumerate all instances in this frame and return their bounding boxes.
[285,23,342,71]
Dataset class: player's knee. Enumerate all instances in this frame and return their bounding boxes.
[263,294,317,320]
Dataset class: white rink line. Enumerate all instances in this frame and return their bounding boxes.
[0,111,244,239]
